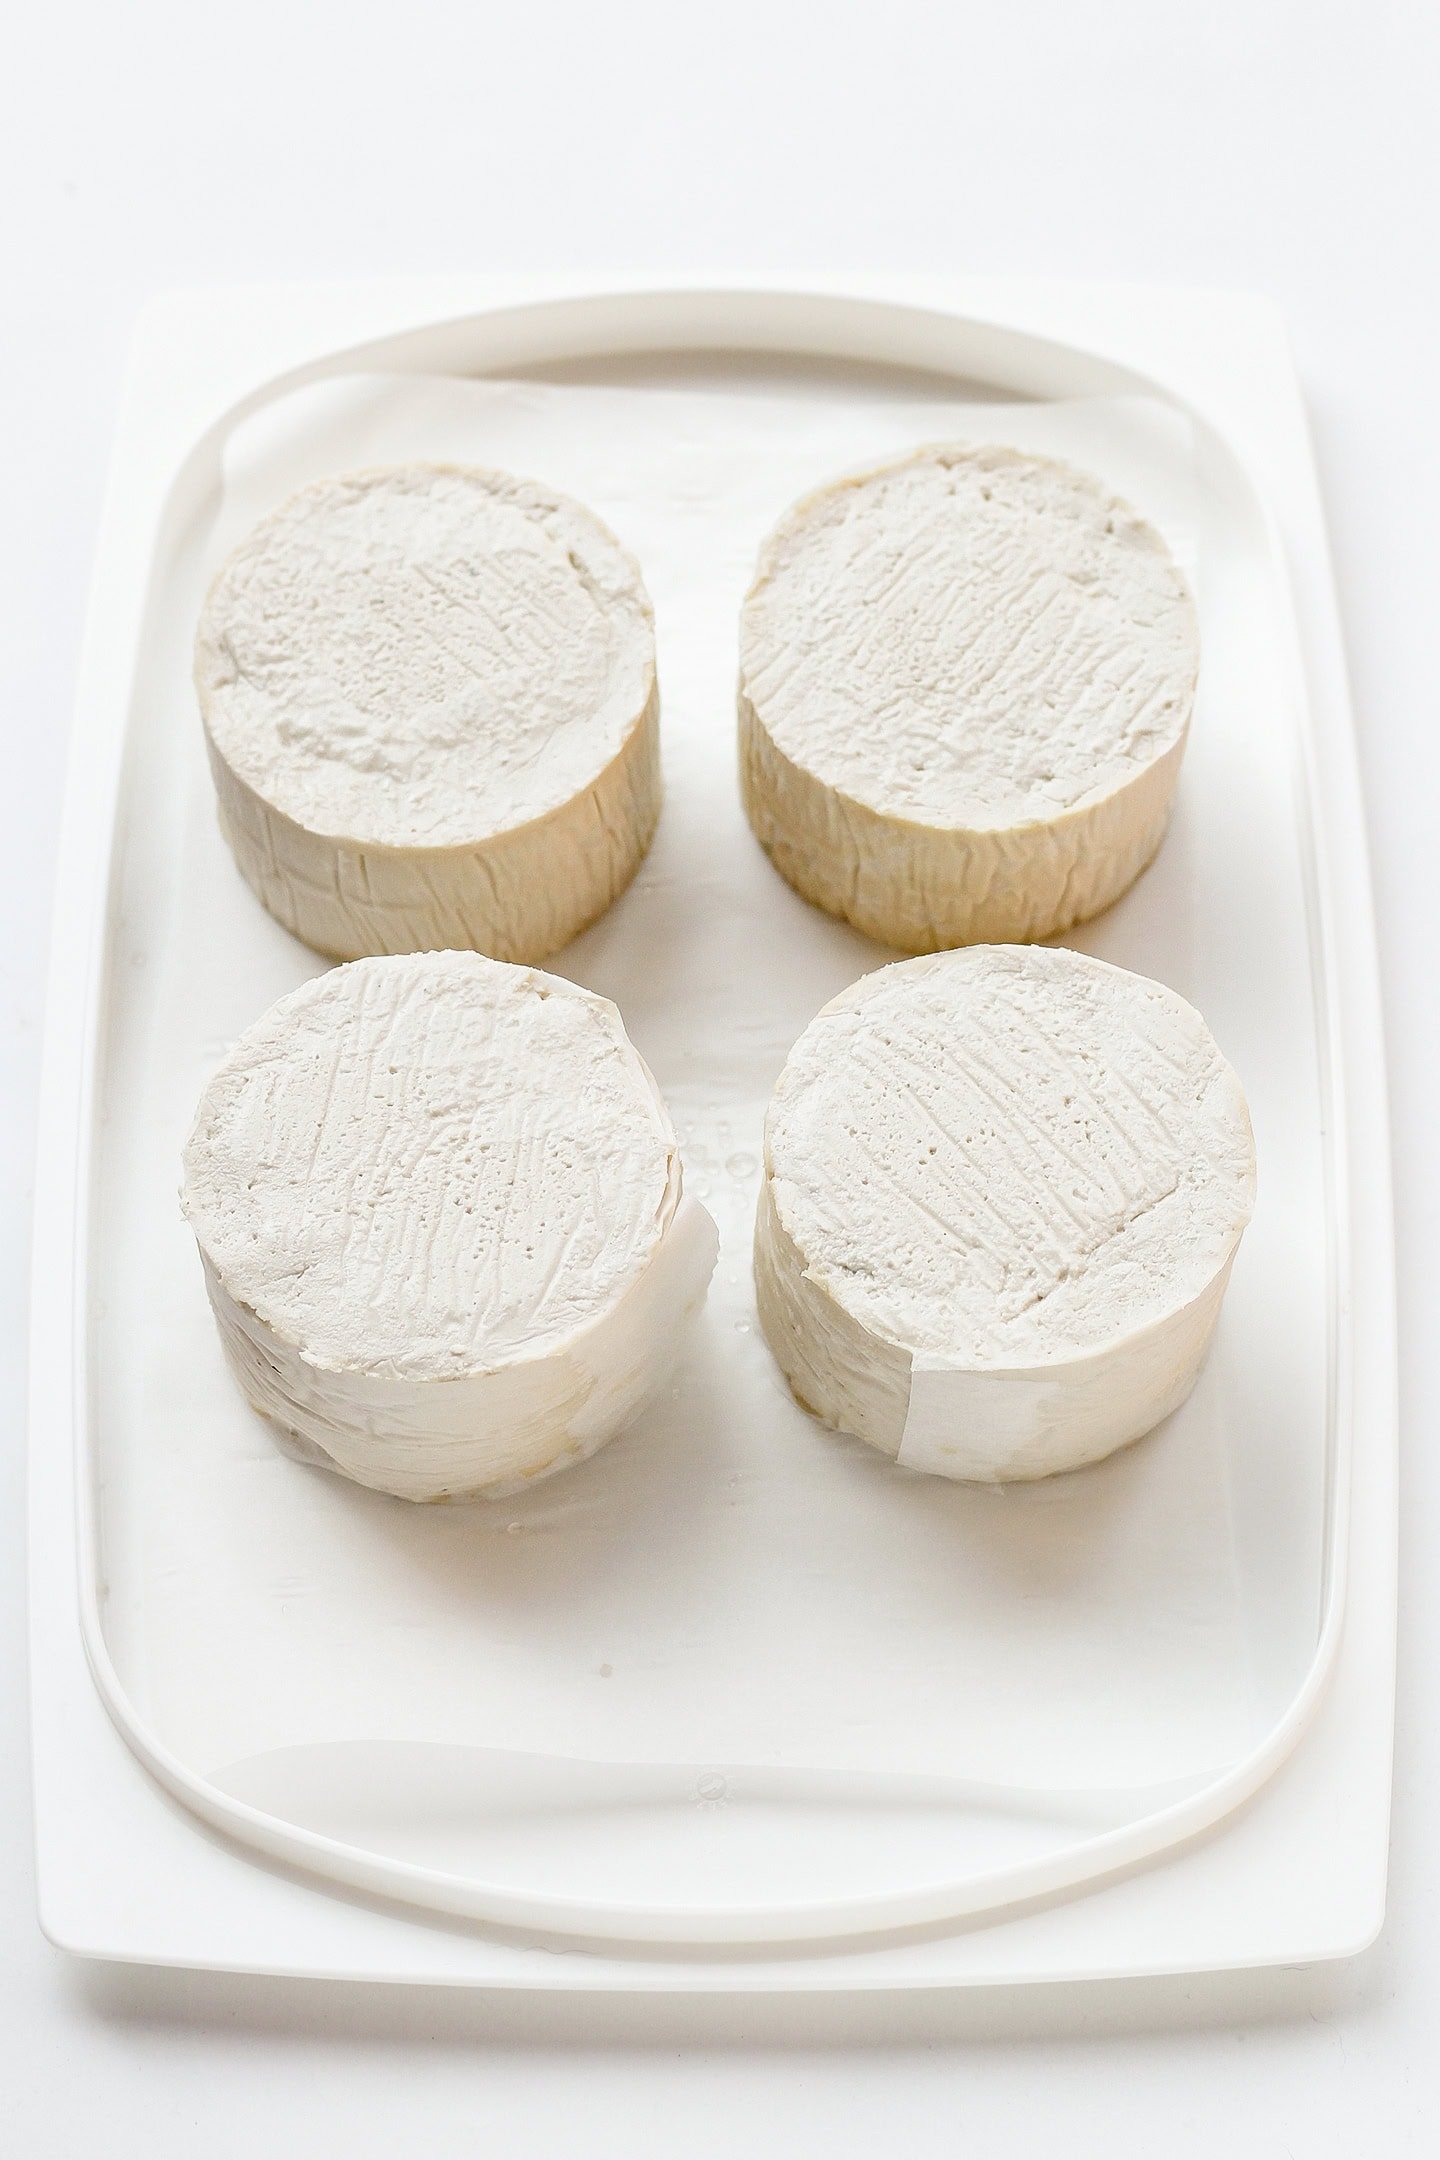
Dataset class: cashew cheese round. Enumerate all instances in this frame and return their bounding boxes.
[738,444,1198,950]
[182,953,717,1501]
[755,946,1255,1482]
[196,464,660,963]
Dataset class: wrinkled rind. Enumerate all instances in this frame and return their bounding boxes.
[197,463,662,964]
[208,684,661,963]
[754,948,1256,1484]
[740,683,1183,950]
[181,953,720,1501]
[754,1177,909,1452]
[737,440,1196,951]
[182,953,680,1374]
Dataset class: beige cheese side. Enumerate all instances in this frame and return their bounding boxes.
[208,685,660,963]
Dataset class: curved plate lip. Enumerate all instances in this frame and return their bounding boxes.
[59,282,1353,1950]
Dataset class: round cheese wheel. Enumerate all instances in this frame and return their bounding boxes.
[182,953,717,1501]
[756,946,1255,1482]
[196,464,660,963]
[738,444,1198,950]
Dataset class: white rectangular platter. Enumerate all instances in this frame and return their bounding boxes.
[29,277,1396,1987]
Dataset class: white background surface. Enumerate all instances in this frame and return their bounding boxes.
[2,1,1435,2152]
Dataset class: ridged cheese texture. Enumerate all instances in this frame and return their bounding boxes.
[739,444,1198,950]
[196,464,661,963]
[182,953,718,1501]
[756,946,1255,1482]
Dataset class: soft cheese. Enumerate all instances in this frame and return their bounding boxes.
[739,444,1198,950]
[182,953,718,1500]
[196,464,660,962]
[756,946,1255,1481]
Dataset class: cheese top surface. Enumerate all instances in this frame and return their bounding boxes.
[739,444,1197,830]
[182,953,677,1380]
[195,464,654,849]
[765,946,1254,1367]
